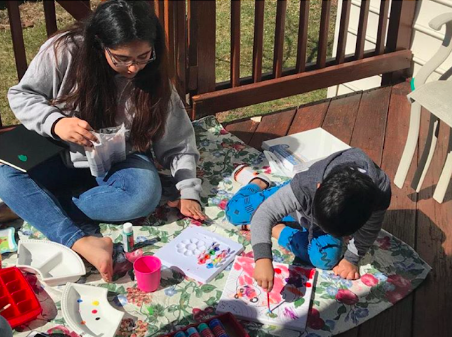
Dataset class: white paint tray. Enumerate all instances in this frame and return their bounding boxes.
[154,226,244,284]
[262,127,351,175]
[16,240,86,286]
[62,283,124,337]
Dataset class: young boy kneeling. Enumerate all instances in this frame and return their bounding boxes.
[226,148,391,291]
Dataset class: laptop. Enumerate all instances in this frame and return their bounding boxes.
[0,125,66,172]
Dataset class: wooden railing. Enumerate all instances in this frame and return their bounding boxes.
[189,0,417,118]
[6,0,91,84]
[3,0,417,127]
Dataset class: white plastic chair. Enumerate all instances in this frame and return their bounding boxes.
[394,13,452,203]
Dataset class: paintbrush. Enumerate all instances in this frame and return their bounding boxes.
[132,237,161,250]
[0,303,10,313]
[267,291,271,313]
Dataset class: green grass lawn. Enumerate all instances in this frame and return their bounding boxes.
[0,0,336,126]
[0,1,76,126]
[215,0,337,122]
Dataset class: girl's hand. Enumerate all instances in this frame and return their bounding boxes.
[179,199,207,220]
[254,258,274,292]
[54,117,98,147]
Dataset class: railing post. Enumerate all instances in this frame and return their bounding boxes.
[163,0,176,83]
[43,0,58,37]
[56,0,91,21]
[174,0,187,102]
[7,1,28,81]
[382,0,417,85]
[160,0,187,104]
[189,0,216,119]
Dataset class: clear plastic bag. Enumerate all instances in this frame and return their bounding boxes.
[84,124,126,177]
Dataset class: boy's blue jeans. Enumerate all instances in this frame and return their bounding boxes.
[0,153,161,248]
[226,182,343,270]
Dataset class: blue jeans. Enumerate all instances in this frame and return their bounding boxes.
[226,182,342,270]
[0,153,161,248]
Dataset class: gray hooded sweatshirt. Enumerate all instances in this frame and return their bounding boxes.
[7,34,201,202]
[251,148,391,265]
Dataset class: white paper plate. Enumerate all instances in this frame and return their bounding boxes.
[16,240,86,286]
[62,283,124,337]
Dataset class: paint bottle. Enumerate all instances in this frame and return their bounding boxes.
[122,222,134,252]
[186,327,201,337]
[174,332,187,337]
[197,323,215,337]
[208,319,229,337]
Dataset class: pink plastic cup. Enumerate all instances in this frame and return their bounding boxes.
[133,255,161,292]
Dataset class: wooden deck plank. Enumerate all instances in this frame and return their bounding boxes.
[380,82,417,244]
[248,108,296,150]
[413,108,452,337]
[287,100,330,135]
[224,82,449,337]
[335,86,390,337]
[350,86,391,164]
[357,82,416,337]
[224,119,259,145]
[322,91,362,144]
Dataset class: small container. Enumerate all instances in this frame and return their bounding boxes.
[133,256,161,292]
[208,319,229,337]
[186,327,201,337]
[198,323,215,337]
[122,222,134,252]
[0,267,42,328]
[160,313,248,337]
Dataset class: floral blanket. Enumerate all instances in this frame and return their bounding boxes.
[2,116,431,337]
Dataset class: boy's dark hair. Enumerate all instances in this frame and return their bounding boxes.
[313,165,379,237]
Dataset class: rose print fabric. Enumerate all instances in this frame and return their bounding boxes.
[3,116,430,337]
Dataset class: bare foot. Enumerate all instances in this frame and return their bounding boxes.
[249,178,269,190]
[72,236,114,282]
[0,203,19,223]
[271,223,286,240]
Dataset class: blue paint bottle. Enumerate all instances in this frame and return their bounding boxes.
[186,327,201,337]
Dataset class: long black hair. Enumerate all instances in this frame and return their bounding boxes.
[53,0,171,151]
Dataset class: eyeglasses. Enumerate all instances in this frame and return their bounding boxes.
[105,47,156,67]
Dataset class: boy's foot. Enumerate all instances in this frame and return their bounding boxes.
[72,236,114,282]
[249,178,268,190]
[232,164,271,189]
[0,203,19,223]
[271,223,286,240]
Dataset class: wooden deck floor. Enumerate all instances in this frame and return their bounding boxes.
[224,81,452,337]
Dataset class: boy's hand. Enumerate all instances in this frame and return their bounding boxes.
[333,258,360,280]
[254,258,274,292]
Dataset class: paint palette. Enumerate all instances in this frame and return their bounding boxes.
[0,267,42,328]
[16,240,86,286]
[154,226,244,283]
[0,227,18,254]
[61,283,124,337]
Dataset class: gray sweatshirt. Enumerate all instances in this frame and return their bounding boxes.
[7,34,201,202]
[251,148,391,265]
